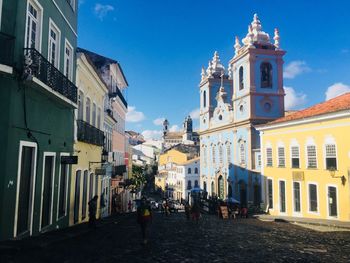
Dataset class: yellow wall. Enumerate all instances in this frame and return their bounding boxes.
[69,54,108,226]
[69,142,103,225]
[159,149,188,166]
[261,115,350,221]
[155,175,166,191]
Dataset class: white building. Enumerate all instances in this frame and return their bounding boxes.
[164,158,200,201]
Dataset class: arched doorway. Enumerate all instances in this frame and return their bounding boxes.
[211,181,215,196]
[218,176,224,200]
[254,184,260,206]
[203,181,207,192]
[74,170,81,224]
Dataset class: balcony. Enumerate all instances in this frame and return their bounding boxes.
[23,48,77,104]
[108,86,127,108]
[77,120,104,146]
[0,32,15,68]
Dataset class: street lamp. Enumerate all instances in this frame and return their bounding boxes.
[329,167,347,186]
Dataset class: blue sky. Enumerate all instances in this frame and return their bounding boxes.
[78,0,350,139]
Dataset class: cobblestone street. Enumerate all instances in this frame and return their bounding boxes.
[1,212,350,263]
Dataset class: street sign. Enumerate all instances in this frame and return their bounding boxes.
[61,156,78,164]
[95,168,106,175]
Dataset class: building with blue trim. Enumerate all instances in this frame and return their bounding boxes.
[199,14,286,207]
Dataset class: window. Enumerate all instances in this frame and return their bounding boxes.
[257,154,261,167]
[187,180,192,190]
[239,66,244,90]
[325,144,337,170]
[226,143,231,164]
[268,179,273,209]
[278,147,285,167]
[211,181,215,195]
[25,0,42,51]
[240,143,246,165]
[293,182,301,213]
[188,168,191,174]
[58,157,69,218]
[78,91,84,120]
[48,20,60,69]
[194,167,198,174]
[291,146,300,168]
[260,62,272,88]
[64,40,73,80]
[97,108,101,129]
[212,145,216,163]
[92,103,96,127]
[279,181,286,213]
[308,184,318,212]
[307,145,317,168]
[85,98,91,123]
[194,180,199,187]
[219,144,223,165]
[266,148,273,167]
[328,186,338,217]
[203,90,206,108]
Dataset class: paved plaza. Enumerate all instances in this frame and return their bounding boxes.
[1,212,350,263]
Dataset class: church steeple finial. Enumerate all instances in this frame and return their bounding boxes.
[234,36,241,56]
[274,28,280,49]
[201,67,206,81]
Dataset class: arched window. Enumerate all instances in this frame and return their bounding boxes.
[226,143,231,164]
[194,180,199,187]
[260,62,272,88]
[240,142,246,165]
[219,144,223,165]
[194,167,198,174]
[78,90,84,120]
[188,168,191,174]
[203,90,207,108]
[211,181,215,196]
[212,145,216,163]
[203,182,207,191]
[85,97,91,123]
[187,180,192,190]
[239,66,244,90]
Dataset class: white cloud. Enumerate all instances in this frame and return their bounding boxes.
[325,83,350,101]
[189,108,200,119]
[153,117,165,126]
[94,3,114,20]
[284,86,307,110]
[169,125,179,132]
[283,61,311,79]
[126,106,145,123]
[141,130,163,140]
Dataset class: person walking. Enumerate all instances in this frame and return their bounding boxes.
[191,200,201,223]
[88,195,98,229]
[185,202,191,220]
[137,196,152,245]
[128,200,132,213]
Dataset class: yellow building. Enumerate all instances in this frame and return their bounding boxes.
[156,145,199,195]
[257,93,350,221]
[69,51,108,225]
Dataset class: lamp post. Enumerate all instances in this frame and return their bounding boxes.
[329,167,347,186]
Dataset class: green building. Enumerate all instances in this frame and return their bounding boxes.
[0,0,78,240]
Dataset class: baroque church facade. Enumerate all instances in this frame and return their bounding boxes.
[199,14,286,206]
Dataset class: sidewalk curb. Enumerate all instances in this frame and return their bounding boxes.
[253,215,350,230]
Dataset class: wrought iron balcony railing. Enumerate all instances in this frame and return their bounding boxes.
[0,32,15,67]
[108,86,127,108]
[77,120,104,146]
[23,48,77,103]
